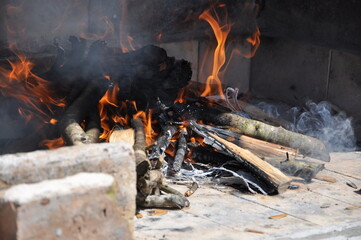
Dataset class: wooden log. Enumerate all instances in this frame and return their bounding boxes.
[109,129,135,145]
[169,129,188,175]
[141,194,189,209]
[262,157,324,182]
[59,79,107,145]
[131,118,151,177]
[149,125,177,160]
[214,113,330,161]
[208,132,292,194]
[200,124,298,160]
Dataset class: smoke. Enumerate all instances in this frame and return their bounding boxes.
[257,100,356,152]
[289,101,356,152]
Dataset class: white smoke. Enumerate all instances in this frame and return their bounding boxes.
[289,101,356,152]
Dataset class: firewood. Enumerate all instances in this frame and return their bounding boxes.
[190,121,291,194]
[169,129,188,175]
[149,125,177,160]
[184,182,199,197]
[214,113,330,161]
[59,79,107,145]
[262,157,324,182]
[209,132,292,194]
[141,194,189,209]
[131,118,151,177]
[200,124,298,160]
[236,99,292,129]
[109,128,135,145]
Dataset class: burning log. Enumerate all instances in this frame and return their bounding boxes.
[214,113,330,161]
[59,79,107,145]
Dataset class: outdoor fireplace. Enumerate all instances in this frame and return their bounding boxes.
[0,0,361,239]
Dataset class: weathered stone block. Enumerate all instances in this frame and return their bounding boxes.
[0,142,136,230]
[0,173,133,240]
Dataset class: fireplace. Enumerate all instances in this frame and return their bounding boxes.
[1,0,361,239]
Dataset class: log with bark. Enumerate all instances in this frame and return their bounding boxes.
[214,113,330,161]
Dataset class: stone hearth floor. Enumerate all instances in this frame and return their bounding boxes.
[135,152,361,240]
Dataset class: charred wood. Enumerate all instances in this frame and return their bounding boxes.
[149,125,177,160]
[169,129,188,176]
[190,121,291,194]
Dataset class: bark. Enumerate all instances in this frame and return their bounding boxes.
[262,157,324,182]
[214,113,330,161]
[131,118,151,177]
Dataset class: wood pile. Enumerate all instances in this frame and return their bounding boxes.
[0,37,329,208]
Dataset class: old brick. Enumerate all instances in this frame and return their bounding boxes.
[0,173,133,240]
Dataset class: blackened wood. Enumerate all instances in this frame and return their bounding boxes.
[170,129,188,175]
[149,125,177,160]
[190,121,291,194]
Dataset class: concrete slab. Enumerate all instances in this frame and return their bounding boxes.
[135,152,361,239]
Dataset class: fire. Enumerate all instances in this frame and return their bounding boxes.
[98,84,121,141]
[245,28,261,58]
[40,137,65,150]
[0,51,65,123]
[199,6,231,99]
[98,82,157,145]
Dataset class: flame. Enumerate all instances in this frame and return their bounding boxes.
[0,51,65,123]
[40,137,65,150]
[98,81,157,145]
[199,7,231,99]
[133,110,157,146]
[98,84,120,141]
[79,16,115,41]
[245,28,261,58]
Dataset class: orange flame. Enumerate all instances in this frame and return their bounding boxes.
[98,84,120,141]
[0,52,65,123]
[133,110,157,146]
[40,137,65,150]
[199,7,231,99]
[245,28,261,58]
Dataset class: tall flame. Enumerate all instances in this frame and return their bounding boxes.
[199,7,231,99]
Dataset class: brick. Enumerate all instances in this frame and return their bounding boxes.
[0,173,133,240]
